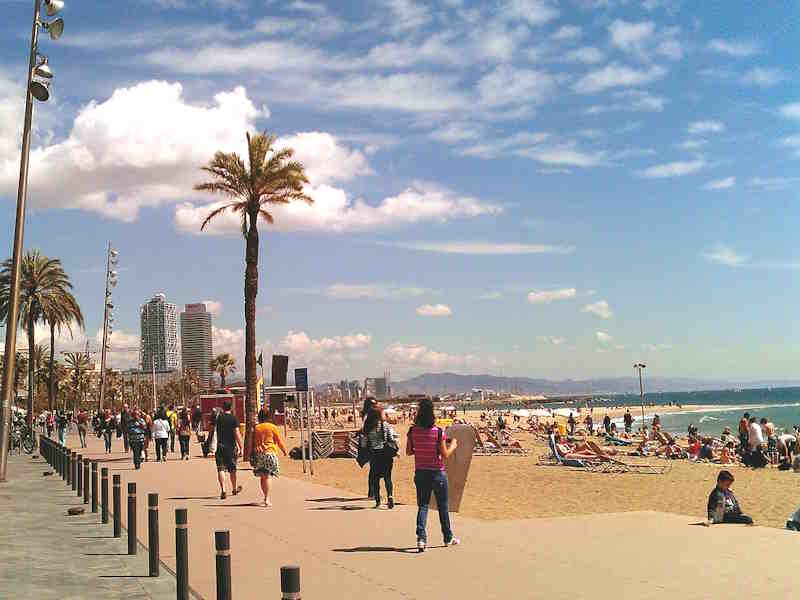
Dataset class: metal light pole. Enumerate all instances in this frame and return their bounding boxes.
[634,363,646,428]
[0,0,66,482]
[98,243,117,413]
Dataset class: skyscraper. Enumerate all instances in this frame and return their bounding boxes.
[180,303,213,386]
[140,293,179,373]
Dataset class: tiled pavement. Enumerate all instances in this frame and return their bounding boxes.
[0,451,187,600]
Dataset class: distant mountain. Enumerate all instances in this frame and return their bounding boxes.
[388,372,800,396]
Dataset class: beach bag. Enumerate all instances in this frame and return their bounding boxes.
[382,422,399,459]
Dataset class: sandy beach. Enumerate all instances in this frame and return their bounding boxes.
[279,407,798,530]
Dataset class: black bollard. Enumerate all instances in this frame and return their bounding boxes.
[113,474,121,538]
[214,530,232,600]
[76,455,83,497]
[175,509,189,600]
[61,446,65,478]
[83,460,89,504]
[91,462,98,513]
[281,566,301,600]
[127,482,137,555]
[66,449,71,486]
[148,493,159,577]
[101,467,109,524]
[71,452,77,491]
[59,446,64,478]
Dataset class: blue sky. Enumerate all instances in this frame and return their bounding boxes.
[0,0,799,383]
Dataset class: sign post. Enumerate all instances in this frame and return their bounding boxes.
[295,369,309,475]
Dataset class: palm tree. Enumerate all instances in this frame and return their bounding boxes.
[209,353,236,388]
[0,250,73,427]
[41,288,83,412]
[64,352,89,412]
[195,132,312,455]
[31,343,47,412]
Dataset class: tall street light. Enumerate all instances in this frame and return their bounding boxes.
[98,243,118,412]
[0,0,66,483]
[633,363,647,429]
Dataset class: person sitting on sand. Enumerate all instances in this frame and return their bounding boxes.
[719,442,737,465]
[699,437,715,461]
[720,426,736,446]
[704,470,753,526]
[687,437,701,459]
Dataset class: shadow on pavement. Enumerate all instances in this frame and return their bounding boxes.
[306,496,369,503]
[167,496,219,500]
[333,546,420,554]
[311,506,367,511]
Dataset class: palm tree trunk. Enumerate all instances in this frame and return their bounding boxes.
[243,207,259,457]
[48,323,55,412]
[27,313,35,429]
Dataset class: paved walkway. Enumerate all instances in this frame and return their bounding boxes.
[16,432,800,599]
[0,450,183,600]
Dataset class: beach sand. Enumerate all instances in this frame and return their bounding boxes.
[279,407,797,530]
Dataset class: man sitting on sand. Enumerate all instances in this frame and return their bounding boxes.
[704,470,753,526]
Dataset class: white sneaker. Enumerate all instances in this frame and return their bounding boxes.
[447,538,461,546]
[417,540,426,553]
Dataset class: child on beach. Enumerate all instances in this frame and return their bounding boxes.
[704,470,753,526]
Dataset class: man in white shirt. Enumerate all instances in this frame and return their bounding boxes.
[748,417,764,451]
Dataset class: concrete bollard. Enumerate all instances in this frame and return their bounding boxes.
[175,508,189,600]
[148,493,160,577]
[127,482,137,555]
[71,452,77,491]
[91,462,98,513]
[101,467,109,524]
[214,530,232,600]
[281,566,301,600]
[83,460,90,504]
[113,474,121,538]
[76,455,83,497]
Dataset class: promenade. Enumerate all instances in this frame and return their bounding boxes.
[10,432,800,599]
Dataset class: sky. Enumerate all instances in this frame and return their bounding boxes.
[0,0,799,385]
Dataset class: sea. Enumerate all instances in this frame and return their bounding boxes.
[545,387,800,436]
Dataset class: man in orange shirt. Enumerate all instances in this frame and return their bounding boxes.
[251,408,288,507]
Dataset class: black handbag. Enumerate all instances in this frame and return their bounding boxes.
[356,434,371,467]
[382,422,399,458]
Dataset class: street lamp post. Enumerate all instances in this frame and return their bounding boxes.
[98,243,118,413]
[0,0,66,482]
[634,363,647,429]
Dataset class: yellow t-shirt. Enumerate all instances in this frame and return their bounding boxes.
[254,422,286,456]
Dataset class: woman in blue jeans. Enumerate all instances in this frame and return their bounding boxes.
[406,398,460,552]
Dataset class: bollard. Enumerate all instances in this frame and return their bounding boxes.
[127,483,137,555]
[148,493,159,577]
[76,455,83,497]
[83,460,90,505]
[101,467,109,524]
[113,474,121,538]
[58,446,64,478]
[175,509,189,600]
[214,530,232,600]
[71,452,77,491]
[91,462,98,513]
[66,449,71,486]
[281,566,301,600]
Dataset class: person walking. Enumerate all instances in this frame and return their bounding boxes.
[153,408,171,463]
[76,409,88,448]
[127,408,147,469]
[46,411,54,438]
[178,408,192,460]
[57,410,68,445]
[363,406,397,509]
[102,408,114,453]
[624,409,633,434]
[251,408,288,506]
[143,410,153,462]
[215,399,244,500]
[406,397,460,552]
[120,404,130,453]
[192,403,203,434]
[167,405,177,454]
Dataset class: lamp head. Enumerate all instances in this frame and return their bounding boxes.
[29,80,50,101]
[44,17,64,40]
[34,56,53,79]
[44,0,65,16]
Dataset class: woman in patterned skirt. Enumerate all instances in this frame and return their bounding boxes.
[251,408,288,507]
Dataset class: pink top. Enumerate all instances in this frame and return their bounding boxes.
[410,426,444,471]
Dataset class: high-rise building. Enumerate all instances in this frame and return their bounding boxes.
[140,293,179,373]
[180,303,213,386]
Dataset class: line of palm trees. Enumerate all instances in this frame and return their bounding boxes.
[0,250,84,426]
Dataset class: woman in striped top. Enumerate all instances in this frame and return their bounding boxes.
[406,397,460,552]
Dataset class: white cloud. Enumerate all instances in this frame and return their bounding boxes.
[574,63,666,94]
[275,132,370,184]
[749,176,800,191]
[703,243,747,267]
[429,123,483,144]
[459,131,550,159]
[176,181,501,235]
[514,143,607,167]
[385,0,430,32]
[703,176,735,190]
[779,103,800,119]
[212,326,245,358]
[564,46,606,64]
[688,120,725,135]
[707,39,760,57]
[586,89,665,113]
[609,19,655,52]
[527,288,576,304]
[324,283,430,299]
[390,241,575,255]
[503,0,559,25]
[595,331,612,343]
[638,159,705,178]
[416,304,453,317]
[289,0,326,14]
[552,25,582,40]
[386,343,478,370]
[202,300,224,316]
[582,300,612,319]
[476,65,556,107]
[676,139,708,150]
[740,67,785,87]
[282,330,371,353]
[479,291,504,300]
[538,335,565,345]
